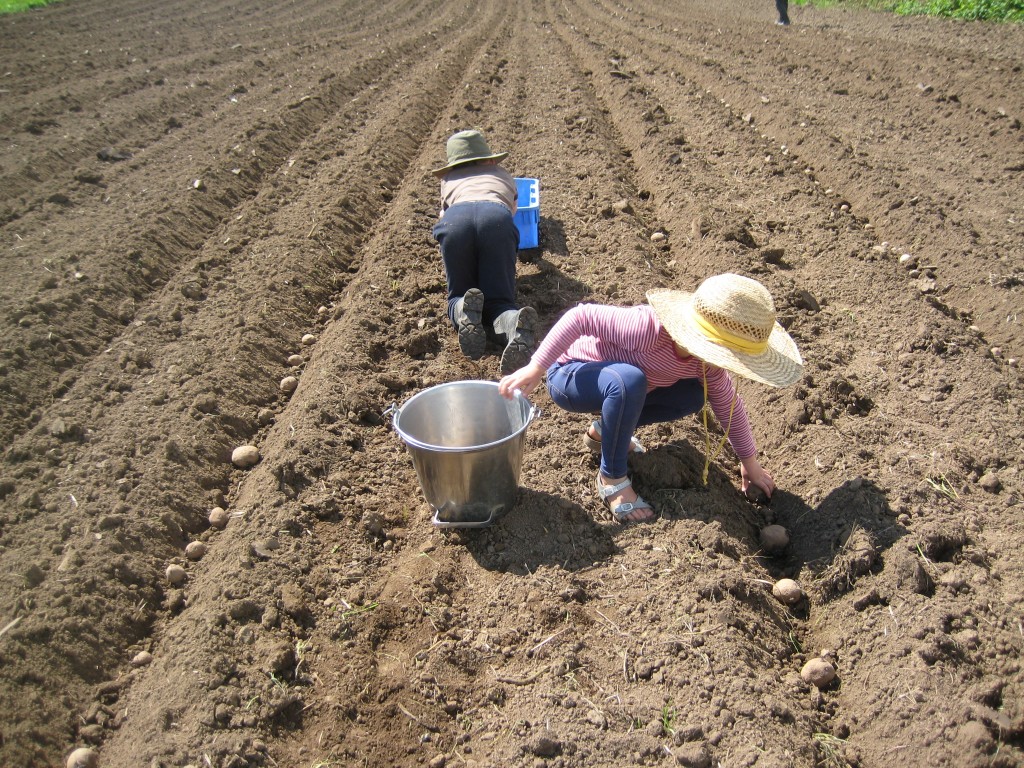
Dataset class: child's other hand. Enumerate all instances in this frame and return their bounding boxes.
[499,362,544,399]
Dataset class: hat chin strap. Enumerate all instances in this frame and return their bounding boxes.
[690,306,769,355]
[700,361,736,486]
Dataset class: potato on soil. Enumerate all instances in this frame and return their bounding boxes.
[772,578,803,605]
[231,445,260,468]
[131,650,153,667]
[280,375,298,393]
[165,564,186,586]
[185,541,207,561]
[208,506,229,529]
[801,657,837,688]
[760,524,790,553]
[66,747,98,768]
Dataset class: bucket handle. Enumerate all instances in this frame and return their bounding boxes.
[512,388,543,426]
[383,402,400,430]
[385,397,541,428]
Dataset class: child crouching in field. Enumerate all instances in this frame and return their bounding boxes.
[498,273,803,522]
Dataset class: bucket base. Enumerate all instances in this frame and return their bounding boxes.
[430,501,501,529]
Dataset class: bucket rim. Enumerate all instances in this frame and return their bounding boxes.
[392,379,534,453]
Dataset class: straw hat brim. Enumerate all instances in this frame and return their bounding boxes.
[431,151,509,177]
[647,288,803,388]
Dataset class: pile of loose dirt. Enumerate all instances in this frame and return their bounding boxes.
[0,0,1021,766]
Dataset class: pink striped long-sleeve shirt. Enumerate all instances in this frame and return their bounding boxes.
[531,303,757,459]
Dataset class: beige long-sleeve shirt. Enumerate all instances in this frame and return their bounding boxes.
[438,164,517,215]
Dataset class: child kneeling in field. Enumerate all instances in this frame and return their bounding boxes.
[431,129,538,375]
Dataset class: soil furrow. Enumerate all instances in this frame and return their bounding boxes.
[0,4,507,447]
[0,0,462,220]
[0,1,516,764]
[74,18,543,768]
[560,0,1024,349]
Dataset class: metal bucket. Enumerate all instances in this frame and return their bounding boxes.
[392,380,537,528]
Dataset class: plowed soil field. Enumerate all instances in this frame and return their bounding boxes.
[1,0,1022,766]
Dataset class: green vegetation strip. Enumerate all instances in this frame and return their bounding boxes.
[1,0,61,13]
[796,0,1023,21]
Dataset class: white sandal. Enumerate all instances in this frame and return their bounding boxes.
[596,473,655,523]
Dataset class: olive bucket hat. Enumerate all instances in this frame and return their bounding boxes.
[646,273,803,388]
[432,130,509,176]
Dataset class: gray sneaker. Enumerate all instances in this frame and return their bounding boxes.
[456,288,486,360]
[499,306,538,375]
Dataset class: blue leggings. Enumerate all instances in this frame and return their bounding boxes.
[432,201,520,328]
[546,361,705,478]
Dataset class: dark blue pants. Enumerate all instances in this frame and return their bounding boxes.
[432,201,520,329]
[776,0,790,23]
[546,361,705,479]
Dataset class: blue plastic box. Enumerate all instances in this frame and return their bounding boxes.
[514,177,540,249]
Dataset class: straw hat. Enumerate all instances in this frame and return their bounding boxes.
[647,273,803,388]
[432,130,508,176]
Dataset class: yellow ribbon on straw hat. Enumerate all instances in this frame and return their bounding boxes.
[689,305,770,355]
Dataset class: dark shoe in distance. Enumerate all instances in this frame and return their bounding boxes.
[456,288,486,360]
